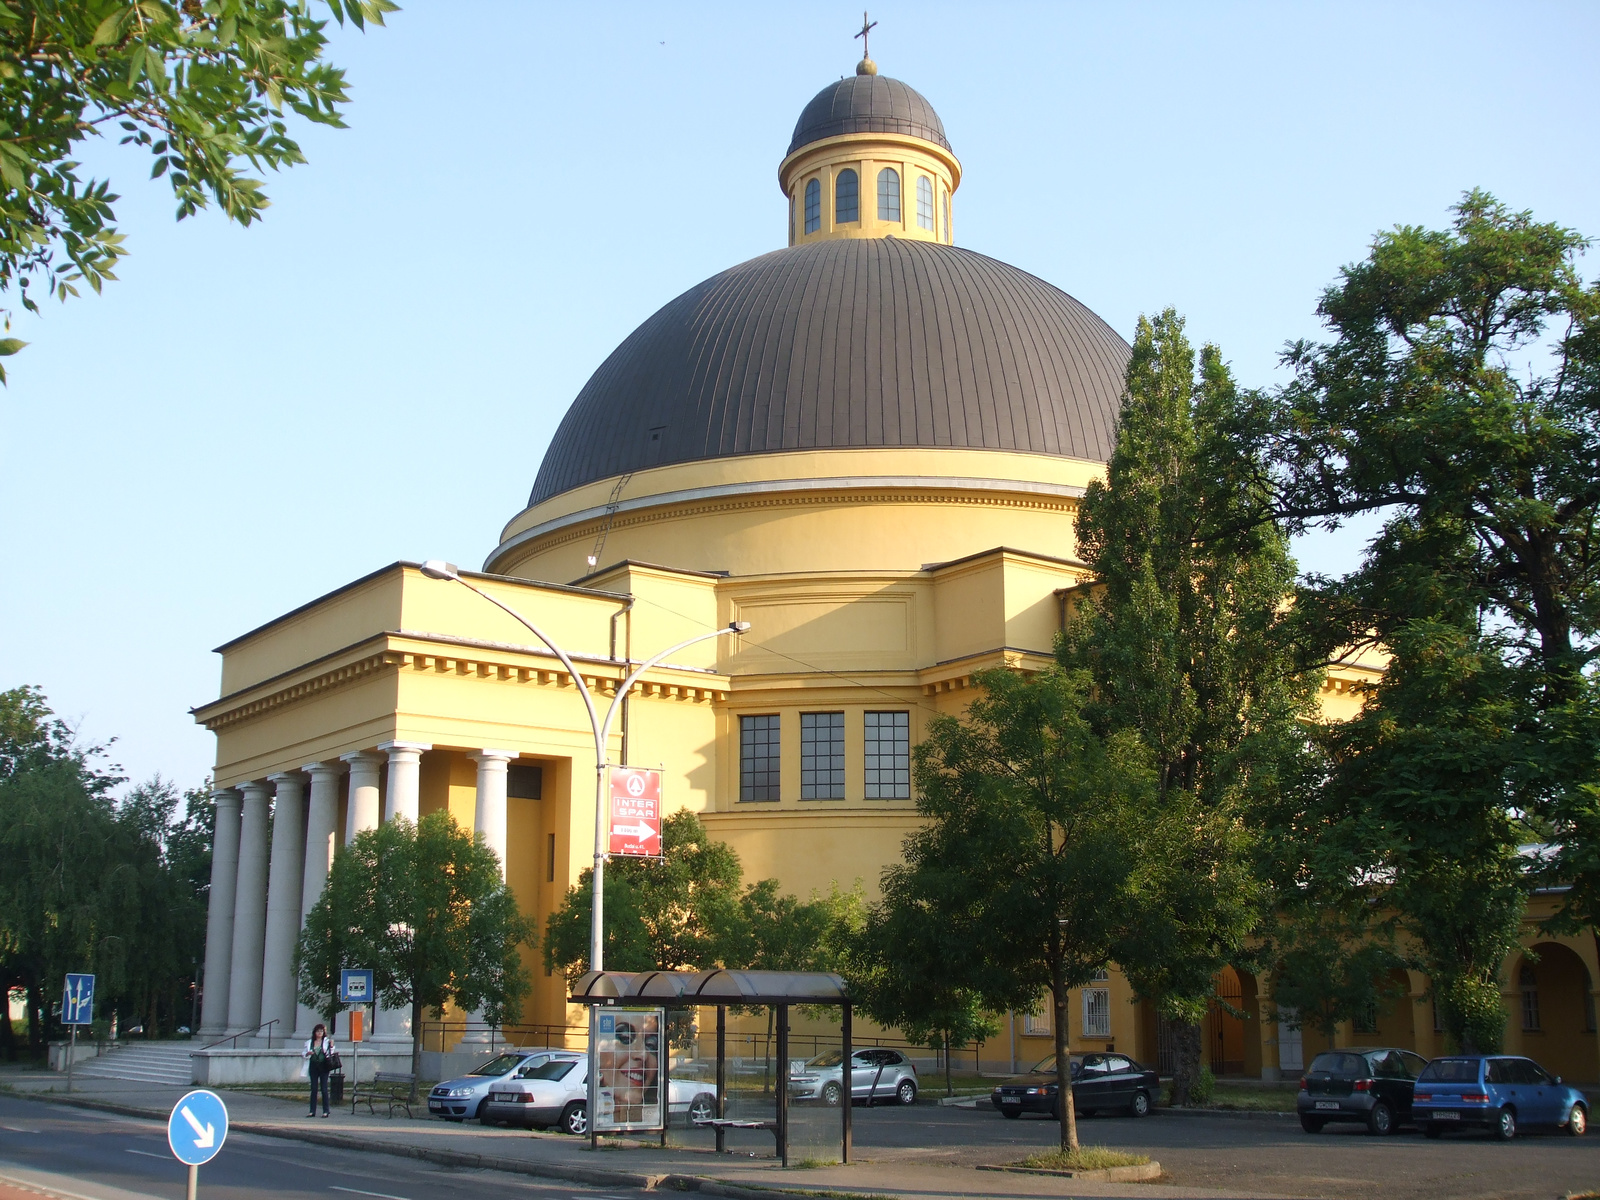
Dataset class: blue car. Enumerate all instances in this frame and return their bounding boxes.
[1412,1055,1587,1140]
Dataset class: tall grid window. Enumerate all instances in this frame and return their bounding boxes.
[800,711,845,799]
[1521,964,1541,1031]
[740,714,781,802]
[1082,989,1111,1038]
[804,177,821,234]
[864,710,910,799]
[916,176,934,230]
[877,168,900,221]
[835,169,859,223]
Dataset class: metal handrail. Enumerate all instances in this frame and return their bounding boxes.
[198,1018,280,1052]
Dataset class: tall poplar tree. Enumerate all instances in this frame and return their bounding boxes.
[1064,310,1314,1104]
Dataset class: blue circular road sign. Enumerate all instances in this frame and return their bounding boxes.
[168,1089,228,1166]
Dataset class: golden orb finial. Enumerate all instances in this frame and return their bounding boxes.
[856,56,878,75]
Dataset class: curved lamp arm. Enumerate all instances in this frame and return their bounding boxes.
[420,561,603,757]
[598,623,750,749]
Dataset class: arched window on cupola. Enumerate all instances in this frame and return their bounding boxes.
[804,177,821,234]
[877,168,900,221]
[916,176,934,230]
[835,169,859,224]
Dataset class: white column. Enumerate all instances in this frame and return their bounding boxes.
[225,780,272,1034]
[379,741,430,823]
[295,761,343,1038]
[459,750,518,1044]
[258,772,307,1043]
[199,788,242,1035]
[341,750,383,842]
[371,741,430,1045]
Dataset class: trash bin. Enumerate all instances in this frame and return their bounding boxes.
[329,1070,345,1107]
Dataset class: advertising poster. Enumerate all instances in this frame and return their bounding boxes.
[607,767,662,857]
[593,1007,664,1132]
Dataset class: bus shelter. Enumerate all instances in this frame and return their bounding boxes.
[570,968,852,1166]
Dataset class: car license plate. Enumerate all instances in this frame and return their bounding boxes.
[1433,1112,1460,1120]
[1315,1101,1339,1110]
[1001,1096,1020,1104]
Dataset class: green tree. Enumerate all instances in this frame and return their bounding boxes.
[296,811,533,1095]
[897,663,1156,1152]
[1063,310,1310,1104]
[542,810,746,982]
[0,0,395,377]
[1268,192,1600,926]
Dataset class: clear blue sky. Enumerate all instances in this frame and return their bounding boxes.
[1,1,1595,793]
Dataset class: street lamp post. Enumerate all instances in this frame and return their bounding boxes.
[418,561,748,974]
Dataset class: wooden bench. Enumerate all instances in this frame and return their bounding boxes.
[350,1071,417,1118]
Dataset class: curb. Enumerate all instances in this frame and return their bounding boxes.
[1160,1106,1296,1121]
[2,1090,847,1200]
[977,1161,1161,1182]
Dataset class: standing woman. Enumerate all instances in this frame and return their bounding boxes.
[303,1023,337,1117]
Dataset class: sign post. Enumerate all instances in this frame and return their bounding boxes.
[61,973,94,1094]
[606,768,662,858]
[339,969,373,1100]
[167,1088,228,1200]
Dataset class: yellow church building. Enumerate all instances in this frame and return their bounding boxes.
[188,55,1599,1087]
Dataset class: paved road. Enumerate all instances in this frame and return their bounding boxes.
[838,1098,1600,1198]
[0,1098,605,1200]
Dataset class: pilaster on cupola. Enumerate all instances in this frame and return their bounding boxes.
[198,788,242,1035]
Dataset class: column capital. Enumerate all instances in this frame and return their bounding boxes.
[266,770,306,787]
[211,787,242,809]
[340,749,385,767]
[238,779,273,799]
[302,759,346,777]
[468,749,520,765]
[378,741,432,756]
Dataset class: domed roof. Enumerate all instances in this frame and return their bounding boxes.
[527,238,1130,508]
[787,74,951,157]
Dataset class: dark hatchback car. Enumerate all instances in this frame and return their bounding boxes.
[991,1053,1159,1119]
[1298,1048,1429,1135]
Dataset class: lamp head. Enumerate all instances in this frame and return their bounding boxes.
[729,621,752,633]
[420,560,460,581]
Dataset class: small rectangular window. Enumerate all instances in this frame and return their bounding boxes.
[800,712,845,799]
[546,832,555,882]
[740,714,781,802]
[508,764,542,800]
[1353,1001,1378,1034]
[864,711,910,799]
[1083,990,1111,1038]
[1023,1009,1051,1037]
[1522,985,1541,1032]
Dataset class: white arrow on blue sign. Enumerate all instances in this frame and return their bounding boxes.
[62,974,94,1026]
[167,1089,228,1166]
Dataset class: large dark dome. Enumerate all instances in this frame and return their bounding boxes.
[787,74,951,156]
[528,238,1130,508]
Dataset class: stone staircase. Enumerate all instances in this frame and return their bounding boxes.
[75,1041,193,1086]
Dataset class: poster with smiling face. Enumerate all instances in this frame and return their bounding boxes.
[595,1007,664,1131]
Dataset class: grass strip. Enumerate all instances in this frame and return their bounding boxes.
[1018,1146,1150,1171]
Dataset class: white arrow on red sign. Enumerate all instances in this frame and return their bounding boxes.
[611,821,658,843]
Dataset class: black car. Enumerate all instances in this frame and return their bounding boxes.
[1298,1047,1429,1135]
[991,1053,1158,1119]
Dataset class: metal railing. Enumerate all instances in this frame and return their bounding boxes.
[198,1018,280,1051]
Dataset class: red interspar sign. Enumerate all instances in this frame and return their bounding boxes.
[608,767,662,857]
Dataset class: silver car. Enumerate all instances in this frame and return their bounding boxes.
[788,1048,918,1106]
[483,1053,717,1134]
[427,1049,569,1121]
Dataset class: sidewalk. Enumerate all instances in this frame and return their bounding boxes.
[0,1065,1296,1200]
